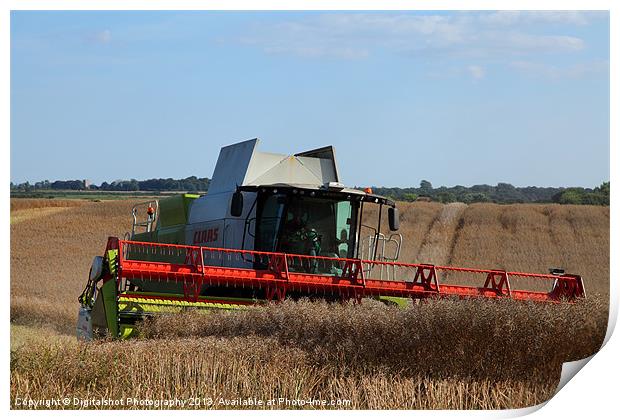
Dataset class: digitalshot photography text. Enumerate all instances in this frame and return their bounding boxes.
[13,396,352,409]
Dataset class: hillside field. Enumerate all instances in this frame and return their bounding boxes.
[10,198,609,409]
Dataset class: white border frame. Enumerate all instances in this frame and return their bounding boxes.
[2,2,616,419]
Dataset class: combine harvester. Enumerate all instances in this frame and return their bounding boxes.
[77,139,586,339]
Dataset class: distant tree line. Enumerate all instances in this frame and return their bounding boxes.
[552,182,609,205]
[10,176,210,193]
[98,176,210,192]
[371,180,610,205]
[11,177,608,205]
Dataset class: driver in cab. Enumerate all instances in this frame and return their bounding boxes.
[279,204,321,256]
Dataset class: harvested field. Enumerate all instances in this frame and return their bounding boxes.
[363,202,609,294]
[10,198,88,212]
[10,198,610,409]
[10,199,88,225]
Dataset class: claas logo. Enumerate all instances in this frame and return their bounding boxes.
[193,228,219,244]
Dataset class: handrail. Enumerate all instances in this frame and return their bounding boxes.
[112,238,585,303]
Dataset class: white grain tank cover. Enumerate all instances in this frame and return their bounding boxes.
[188,138,342,228]
[206,138,262,195]
[208,139,340,195]
[245,146,340,188]
[206,138,341,194]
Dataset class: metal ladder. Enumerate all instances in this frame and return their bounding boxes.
[131,200,159,238]
[361,233,403,280]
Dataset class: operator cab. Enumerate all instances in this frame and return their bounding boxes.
[237,184,400,275]
[256,189,358,258]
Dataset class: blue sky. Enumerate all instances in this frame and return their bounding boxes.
[10,11,609,188]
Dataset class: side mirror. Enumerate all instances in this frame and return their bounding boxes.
[231,191,244,217]
[388,207,400,231]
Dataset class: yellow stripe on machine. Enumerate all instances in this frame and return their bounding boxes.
[118,295,249,314]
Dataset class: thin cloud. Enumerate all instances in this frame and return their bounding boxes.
[478,11,594,26]
[91,29,112,44]
[467,65,486,80]
[263,45,369,59]
[499,32,585,53]
[239,11,597,61]
[510,60,608,80]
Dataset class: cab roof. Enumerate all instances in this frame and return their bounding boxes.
[238,184,396,207]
